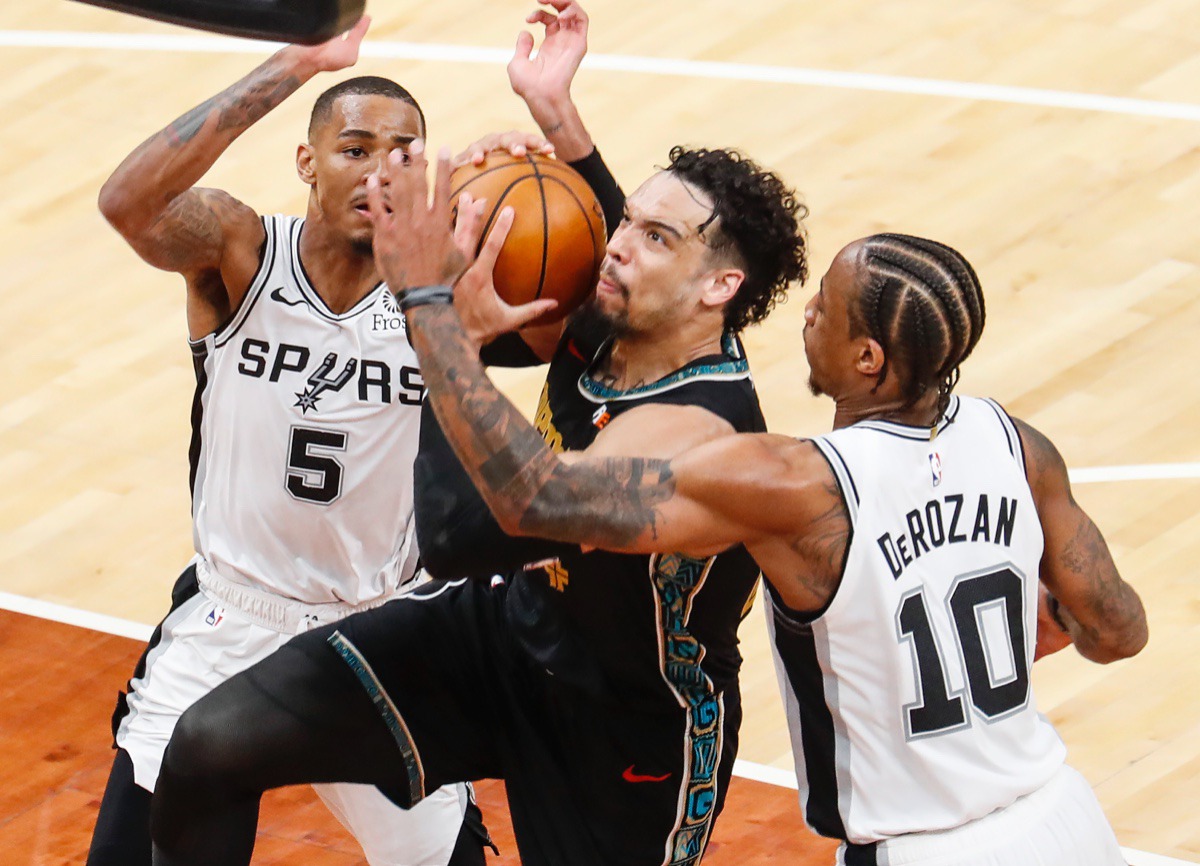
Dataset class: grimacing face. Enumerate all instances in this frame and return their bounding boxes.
[803,241,865,398]
[297,93,424,253]
[592,171,726,336]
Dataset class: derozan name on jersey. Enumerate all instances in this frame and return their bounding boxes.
[877,493,1019,580]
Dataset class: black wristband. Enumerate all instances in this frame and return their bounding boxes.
[397,285,454,312]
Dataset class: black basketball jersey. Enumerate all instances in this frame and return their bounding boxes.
[415,323,766,708]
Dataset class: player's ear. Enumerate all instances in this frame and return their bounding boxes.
[702,268,744,309]
[297,143,317,186]
[857,337,886,378]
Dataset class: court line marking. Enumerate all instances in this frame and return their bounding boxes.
[0,592,1193,864]
[1070,463,1200,484]
[3,29,1200,122]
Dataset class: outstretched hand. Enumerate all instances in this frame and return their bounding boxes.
[366,141,467,293]
[294,14,370,73]
[508,0,589,102]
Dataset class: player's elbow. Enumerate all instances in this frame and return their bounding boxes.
[1081,608,1149,663]
[97,178,148,238]
[1106,615,1149,661]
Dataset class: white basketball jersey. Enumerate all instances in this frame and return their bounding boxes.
[769,396,1066,846]
[189,215,424,605]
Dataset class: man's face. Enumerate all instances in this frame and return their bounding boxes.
[590,171,724,336]
[803,241,865,398]
[299,94,424,253]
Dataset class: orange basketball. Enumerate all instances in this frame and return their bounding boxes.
[450,153,607,323]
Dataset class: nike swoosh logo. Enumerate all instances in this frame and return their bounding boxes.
[622,765,671,784]
[270,287,306,307]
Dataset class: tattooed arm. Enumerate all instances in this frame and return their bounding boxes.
[409,299,819,555]
[1014,417,1148,662]
[97,18,370,335]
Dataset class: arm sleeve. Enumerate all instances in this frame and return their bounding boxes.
[568,148,624,240]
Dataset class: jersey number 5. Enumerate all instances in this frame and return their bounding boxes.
[286,426,347,505]
[896,566,1030,739]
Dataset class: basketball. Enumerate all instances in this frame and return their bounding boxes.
[450,153,607,323]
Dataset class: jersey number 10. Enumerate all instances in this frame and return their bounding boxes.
[896,566,1030,738]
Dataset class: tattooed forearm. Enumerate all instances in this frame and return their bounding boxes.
[1056,513,1148,661]
[407,303,676,548]
[106,51,309,224]
[519,456,676,546]
[164,63,303,147]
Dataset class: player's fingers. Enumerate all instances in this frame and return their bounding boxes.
[513,30,535,60]
[507,299,559,329]
[432,146,455,224]
[365,173,389,226]
[453,193,486,259]
[398,139,429,215]
[527,10,558,27]
[476,207,514,272]
[348,14,370,40]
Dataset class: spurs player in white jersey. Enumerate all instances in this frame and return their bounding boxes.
[86,20,492,866]
[357,201,1150,866]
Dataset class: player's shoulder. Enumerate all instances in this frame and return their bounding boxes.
[192,187,264,245]
[1006,413,1070,493]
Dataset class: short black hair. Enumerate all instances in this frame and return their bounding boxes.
[852,233,986,420]
[665,147,808,333]
[308,76,426,139]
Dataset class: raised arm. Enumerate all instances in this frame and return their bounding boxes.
[97,18,369,332]
[1014,417,1148,663]
[509,0,594,161]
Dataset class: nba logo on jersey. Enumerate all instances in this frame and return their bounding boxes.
[205,605,224,627]
[592,404,611,429]
[929,451,943,487]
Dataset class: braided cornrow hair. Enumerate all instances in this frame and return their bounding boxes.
[852,234,986,423]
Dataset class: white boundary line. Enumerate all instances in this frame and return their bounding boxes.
[0,591,1194,864]
[0,591,152,641]
[4,29,1200,122]
[1070,463,1200,484]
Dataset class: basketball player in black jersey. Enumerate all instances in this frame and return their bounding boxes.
[358,117,1149,866]
[145,6,809,864]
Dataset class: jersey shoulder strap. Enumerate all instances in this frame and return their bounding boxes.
[200,214,291,349]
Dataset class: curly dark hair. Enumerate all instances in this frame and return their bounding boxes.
[665,147,808,332]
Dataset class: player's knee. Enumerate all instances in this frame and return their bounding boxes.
[163,699,241,782]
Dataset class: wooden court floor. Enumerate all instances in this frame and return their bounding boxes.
[1,0,1199,863]
[0,610,836,865]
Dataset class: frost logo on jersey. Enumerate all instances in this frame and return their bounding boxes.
[372,289,408,332]
[294,352,358,413]
[929,451,943,487]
